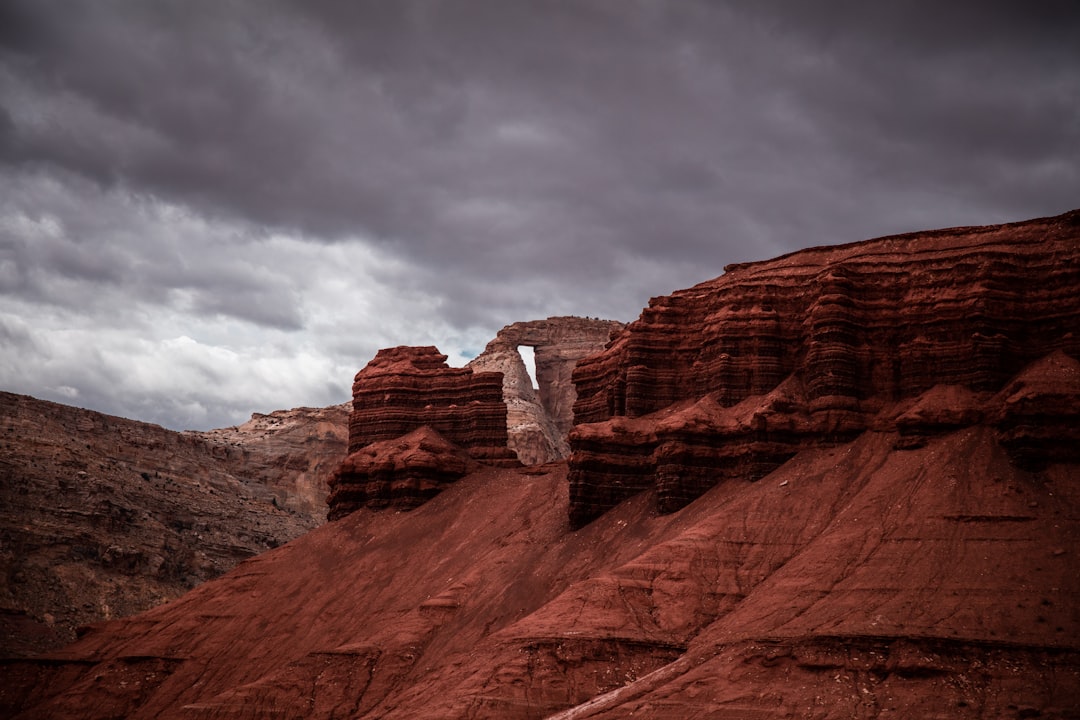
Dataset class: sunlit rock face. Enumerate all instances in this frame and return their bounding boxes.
[187,403,350,519]
[568,209,1080,526]
[467,317,623,465]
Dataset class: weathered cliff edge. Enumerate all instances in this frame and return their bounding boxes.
[0,394,344,655]
[468,317,623,465]
[569,209,1080,525]
[3,210,1078,719]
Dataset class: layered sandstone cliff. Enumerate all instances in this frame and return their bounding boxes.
[327,346,517,519]
[2,322,624,648]
[467,317,623,465]
[569,209,1080,526]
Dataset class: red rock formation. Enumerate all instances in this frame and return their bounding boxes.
[491,317,625,436]
[468,317,623,465]
[346,346,514,460]
[569,209,1080,526]
[326,427,476,519]
[994,349,1080,469]
[4,211,1078,719]
[329,346,517,518]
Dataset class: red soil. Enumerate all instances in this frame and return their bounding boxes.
[4,418,1077,718]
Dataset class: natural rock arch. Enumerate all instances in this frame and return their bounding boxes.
[467,316,624,465]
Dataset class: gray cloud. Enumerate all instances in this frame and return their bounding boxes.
[1,0,1078,429]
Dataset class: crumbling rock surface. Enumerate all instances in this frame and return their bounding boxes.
[468,317,623,465]
[569,209,1080,525]
[0,393,324,655]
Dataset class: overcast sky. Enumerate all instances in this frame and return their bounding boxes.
[1,1,1077,431]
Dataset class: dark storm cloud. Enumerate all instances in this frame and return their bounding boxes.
[6,2,1078,260]
[1,0,1078,428]
[0,170,305,330]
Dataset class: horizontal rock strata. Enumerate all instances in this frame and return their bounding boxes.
[326,427,475,519]
[569,210,1080,526]
[994,349,1080,469]
[346,346,515,461]
[329,346,517,518]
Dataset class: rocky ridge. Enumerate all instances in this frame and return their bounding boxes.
[3,210,1079,718]
[569,210,1080,525]
[0,394,343,655]
[328,320,621,518]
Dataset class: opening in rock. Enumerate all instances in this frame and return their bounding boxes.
[518,345,538,390]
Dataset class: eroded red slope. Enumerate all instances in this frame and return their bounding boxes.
[4,419,1077,718]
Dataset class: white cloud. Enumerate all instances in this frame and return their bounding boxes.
[52,385,79,398]
[0,170,501,428]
